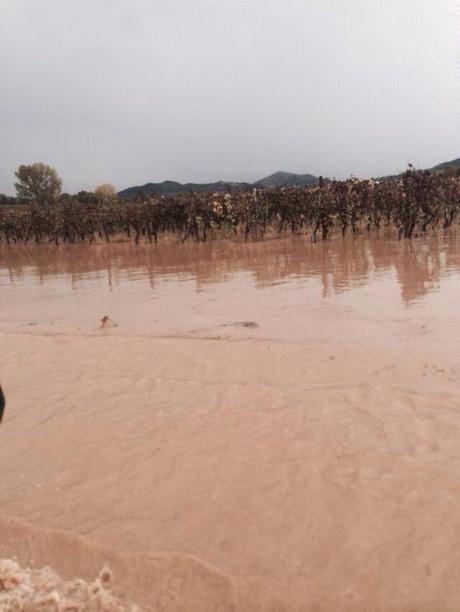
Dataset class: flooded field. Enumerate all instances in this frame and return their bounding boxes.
[1,233,460,611]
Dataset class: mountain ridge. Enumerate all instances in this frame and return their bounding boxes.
[118,157,458,198]
[118,171,319,198]
[431,157,460,171]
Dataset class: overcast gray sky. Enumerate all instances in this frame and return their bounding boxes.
[0,0,458,194]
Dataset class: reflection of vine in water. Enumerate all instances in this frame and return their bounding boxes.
[1,231,459,305]
[0,170,459,245]
[395,238,443,303]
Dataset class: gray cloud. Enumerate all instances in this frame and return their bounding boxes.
[0,0,458,194]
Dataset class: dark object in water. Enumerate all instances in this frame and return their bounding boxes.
[0,385,5,424]
[100,315,119,330]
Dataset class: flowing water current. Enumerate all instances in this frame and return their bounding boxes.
[0,233,459,610]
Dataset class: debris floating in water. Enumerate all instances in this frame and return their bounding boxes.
[100,315,119,330]
[0,558,141,611]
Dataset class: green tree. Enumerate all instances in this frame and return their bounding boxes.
[14,162,62,206]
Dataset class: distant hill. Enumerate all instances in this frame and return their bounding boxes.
[118,171,318,199]
[430,157,460,173]
[376,157,460,181]
[118,180,252,199]
[253,171,318,188]
[118,158,459,198]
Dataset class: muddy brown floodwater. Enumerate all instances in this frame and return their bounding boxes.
[1,233,460,611]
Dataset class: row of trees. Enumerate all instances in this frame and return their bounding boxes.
[0,163,116,206]
[1,169,459,245]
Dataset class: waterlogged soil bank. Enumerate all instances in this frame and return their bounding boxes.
[1,234,460,610]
